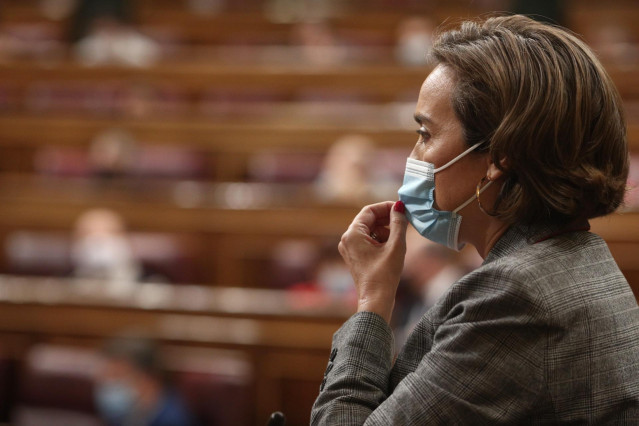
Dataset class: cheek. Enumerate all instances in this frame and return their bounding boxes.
[433,169,476,211]
[433,174,453,210]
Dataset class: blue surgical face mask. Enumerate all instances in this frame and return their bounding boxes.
[398,142,491,251]
[95,380,138,424]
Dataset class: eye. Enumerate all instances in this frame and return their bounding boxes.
[416,126,431,143]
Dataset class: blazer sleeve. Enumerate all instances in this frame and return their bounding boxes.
[311,268,549,425]
[311,312,394,425]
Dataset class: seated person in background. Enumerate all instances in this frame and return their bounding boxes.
[74,16,159,67]
[314,134,377,205]
[0,26,14,63]
[95,337,196,426]
[285,239,356,303]
[187,0,226,15]
[395,17,434,66]
[589,23,639,65]
[289,21,346,66]
[72,209,141,289]
[626,154,639,210]
[88,128,137,180]
[71,0,159,67]
[392,229,465,350]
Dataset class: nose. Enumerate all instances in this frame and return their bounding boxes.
[408,144,420,160]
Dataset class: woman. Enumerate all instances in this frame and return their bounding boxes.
[312,15,639,424]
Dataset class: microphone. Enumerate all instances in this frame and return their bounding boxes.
[266,411,286,426]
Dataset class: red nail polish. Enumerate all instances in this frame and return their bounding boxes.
[394,201,405,213]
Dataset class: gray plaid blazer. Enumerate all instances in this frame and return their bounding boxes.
[311,223,639,424]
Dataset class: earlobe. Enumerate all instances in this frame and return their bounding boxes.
[487,160,506,181]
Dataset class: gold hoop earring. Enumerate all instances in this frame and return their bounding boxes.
[476,176,497,216]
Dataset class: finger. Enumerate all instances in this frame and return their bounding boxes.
[337,240,347,263]
[387,201,408,248]
[353,201,395,231]
[369,225,390,243]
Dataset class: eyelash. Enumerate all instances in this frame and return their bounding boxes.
[416,127,430,142]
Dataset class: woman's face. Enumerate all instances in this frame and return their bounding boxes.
[410,64,488,212]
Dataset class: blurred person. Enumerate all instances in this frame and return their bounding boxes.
[88,128,137,179]
[287,239,357,309]
[0,29,14,63]
[312,15,639,423]
[314,243,355,298]
[95,337,196,426]
[264,0,340,24]
[626,154,639,210]
[300,240,356,298]
[393,229,464,349]
[72,209,141,289]
[121,83,186,119]
[39,0,78,21]
[71,0,159,67]
[511,0,565,25]
[187,0,226,15]
[74,17,159,67]
[0,3,13,62]
[69,0,130,42]
[289,21,347,66]
[314,134,377,204]
[395,17,434,66]
[589,24,639,65]
[32,129,135,179]
[271,239,318,289]
[274,239,355,297]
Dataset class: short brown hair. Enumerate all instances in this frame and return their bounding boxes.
[431,15,628,224]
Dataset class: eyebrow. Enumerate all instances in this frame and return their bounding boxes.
[413,113,434,126]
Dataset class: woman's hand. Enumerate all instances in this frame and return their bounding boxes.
[338,201,408,323]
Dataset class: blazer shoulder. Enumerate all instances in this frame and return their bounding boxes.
[452,231,630,323]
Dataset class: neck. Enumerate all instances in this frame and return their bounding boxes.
[460,207,510,259]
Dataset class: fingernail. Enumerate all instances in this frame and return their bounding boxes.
[393,201,405,213]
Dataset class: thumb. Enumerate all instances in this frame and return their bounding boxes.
[387,201,408,249]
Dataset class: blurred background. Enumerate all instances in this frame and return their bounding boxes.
[0,0,637,424]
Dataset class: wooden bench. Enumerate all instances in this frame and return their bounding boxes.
[4,0,638,44]
[1,62,638,101]
[0,114,635,181]
[0,275,352,425]
[0,175,637,295]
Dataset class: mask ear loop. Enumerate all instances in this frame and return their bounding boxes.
[453,177,492,213]
[433,142,483,173]
[476,176,498,216]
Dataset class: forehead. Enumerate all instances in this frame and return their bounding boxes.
[415,65,456,120]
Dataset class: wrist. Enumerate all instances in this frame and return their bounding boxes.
[357,296,395,324]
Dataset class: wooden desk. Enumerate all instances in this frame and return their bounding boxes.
[1,62,638,101]
[0,62,428,102]
[1,4,484,45]
[0,113,415,180]
[5,0,639,44]
[0,177,359,236]
[0,176,637,292]
[0,176,361,285]
[0,114,636,181]
[0,275,352,425]
[0,114,636,151]
[0,114,414,151]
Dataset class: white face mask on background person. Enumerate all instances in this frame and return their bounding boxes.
[397,142,491,250]
[71,234,139,283]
